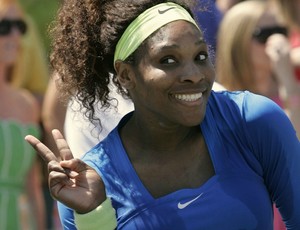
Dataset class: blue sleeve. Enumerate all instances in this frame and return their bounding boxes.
[241,93,300,229]
[57,201,77,230]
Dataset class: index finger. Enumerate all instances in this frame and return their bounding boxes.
[25,135,57,163]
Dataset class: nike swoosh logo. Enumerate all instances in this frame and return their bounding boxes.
[177,193,204,209]
[158,7,175,14]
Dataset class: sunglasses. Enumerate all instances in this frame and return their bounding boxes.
[252,26,288,44]
[0,19,27,36]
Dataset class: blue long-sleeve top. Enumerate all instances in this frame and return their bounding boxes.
[59,91,300,229]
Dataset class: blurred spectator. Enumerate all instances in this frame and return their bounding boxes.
[10,13,49,105]
[216,0,300,134]
[215,0,245,14]
[42,76,66,157]
[0,0,46,229]
[3,0,59,229]
[270,0,300,81]
[216,1,300,228]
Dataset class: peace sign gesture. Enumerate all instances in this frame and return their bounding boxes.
[25,129,106,214]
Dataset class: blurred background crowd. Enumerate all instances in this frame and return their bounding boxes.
[0,0,299,229]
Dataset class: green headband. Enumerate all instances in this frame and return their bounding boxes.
[114,2,199,67]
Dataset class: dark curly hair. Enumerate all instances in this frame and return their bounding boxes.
[50,0,196,127]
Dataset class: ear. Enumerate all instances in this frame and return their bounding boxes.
[115,61,136,90]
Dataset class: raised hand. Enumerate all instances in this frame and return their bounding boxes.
[265,34,297,91]
[25,129,106,214]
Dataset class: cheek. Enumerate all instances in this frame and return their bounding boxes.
[136,66,170,88]
[206,64,216,83]
[250,42,272,75]
[131,68,164,99]
[250,42,277,94]
[0,38,20,64]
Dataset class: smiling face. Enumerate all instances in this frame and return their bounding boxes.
[121,20,215,127]
[0,3,24,66]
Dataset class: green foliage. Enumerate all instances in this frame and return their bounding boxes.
[19,0,60,55]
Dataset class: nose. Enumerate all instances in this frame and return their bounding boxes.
[11,27,22,36]
[179,62,205,83]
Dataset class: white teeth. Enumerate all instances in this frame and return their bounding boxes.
[174,92,203,102]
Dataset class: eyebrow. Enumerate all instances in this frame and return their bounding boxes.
[157,38,206,50]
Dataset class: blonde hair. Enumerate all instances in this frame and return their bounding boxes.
[0,0,49,93]
[216,0,267,91]
[271,0,299,29]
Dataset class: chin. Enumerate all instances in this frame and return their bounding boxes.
[181,112,206,127]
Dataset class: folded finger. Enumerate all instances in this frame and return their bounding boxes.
[49,160,79,178]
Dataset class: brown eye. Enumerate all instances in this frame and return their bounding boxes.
[161,57,176,65]
[196,53,208,62]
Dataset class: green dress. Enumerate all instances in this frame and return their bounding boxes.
[0,120,40,230]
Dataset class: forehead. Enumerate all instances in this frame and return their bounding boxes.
[0,4,23,19]
[147,20,203,45]
[256,7,284,27]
